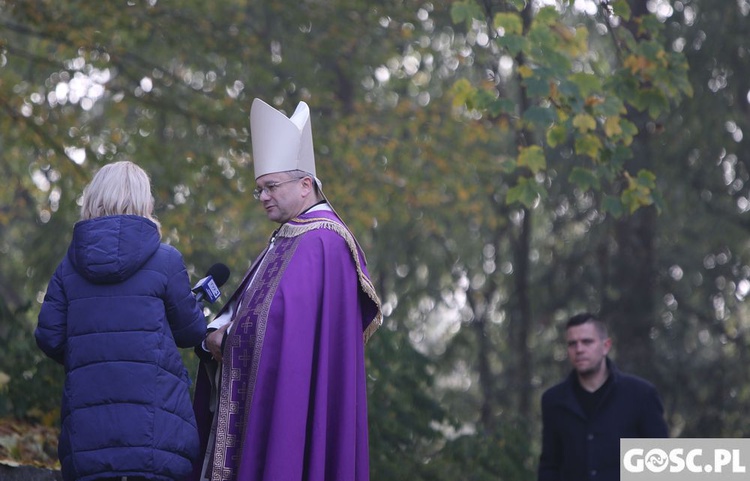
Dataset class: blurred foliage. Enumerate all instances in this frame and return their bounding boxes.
[450,0,691,213]
[3,0,750,479]
[0,417,58,469]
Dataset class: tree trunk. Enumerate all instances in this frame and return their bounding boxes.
[603,0,658,377]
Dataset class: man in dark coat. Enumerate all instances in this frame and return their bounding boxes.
[538,313,668,481]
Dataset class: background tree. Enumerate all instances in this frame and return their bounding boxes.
[3,0,750,479]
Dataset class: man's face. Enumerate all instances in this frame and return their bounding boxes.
[255,172,306,223]
[566,321,611,377]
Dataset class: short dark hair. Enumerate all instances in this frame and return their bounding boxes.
[566,312,608,339]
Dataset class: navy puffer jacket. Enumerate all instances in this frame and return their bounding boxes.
[36,215,206,481]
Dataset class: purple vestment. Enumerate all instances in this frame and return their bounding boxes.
[191,210,381,481]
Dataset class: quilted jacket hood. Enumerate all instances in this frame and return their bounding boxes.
[68,215,160,284]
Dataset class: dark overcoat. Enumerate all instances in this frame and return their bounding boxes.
[538,358,669,481]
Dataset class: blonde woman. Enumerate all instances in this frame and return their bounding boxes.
[36,160,206,481]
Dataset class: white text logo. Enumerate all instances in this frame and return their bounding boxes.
[624,447,746,474]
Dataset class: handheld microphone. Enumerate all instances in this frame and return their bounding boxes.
[192,263,230,303]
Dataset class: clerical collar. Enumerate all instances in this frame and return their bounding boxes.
[269,201,330,245]
[303,200,330,214]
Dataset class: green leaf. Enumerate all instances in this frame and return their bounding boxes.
[450,1,484,27]
[498,157,518,174]
[612,0,632,21]
[450,2,470,24]
[506,177,543,208]
[569,167,601,191]
[606,72,640,106]
[574,134,603,160]
[523,106,556,130]
[569,72,602,98]
[487,97,517,117]
[524,75,551,97]
[643,89,670,118]
[636,169,657,189]
[601,195,625,217]
[538,49,574,76]
[533,6,559,26]
[610,144,634,167]
[494,13,523,35]
[473,88,499,110]
[651,187,665,215]
[518,145,546,174]
[557,78,581,100]
[619,119,639,145]
[597,95,627,117]
[527,27,572,73]
[665,51,694,98]
[496,34,526,56]
[639,13,665,37]
[546,124,568,148]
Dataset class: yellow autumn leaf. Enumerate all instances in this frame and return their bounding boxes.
[572,113,597,133]
[584,96,605,107]
[450,78,476,108]
[604,116,623,138]
[493,12,523,35]
[623,54,653,74]
[549,82,560,101]
[550,23,574,42]
[518,65,533,79]
[517,145,546,174]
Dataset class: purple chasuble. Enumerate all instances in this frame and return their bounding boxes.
[191,210,381,481]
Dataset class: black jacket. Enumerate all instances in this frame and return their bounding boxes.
[538,358,668,481]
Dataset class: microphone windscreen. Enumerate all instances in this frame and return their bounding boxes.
[207,263,230,288]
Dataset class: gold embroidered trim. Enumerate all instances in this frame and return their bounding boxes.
[277,218,383,343]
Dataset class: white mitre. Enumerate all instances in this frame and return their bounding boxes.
[251,97,371,265]
[250,98,317,182]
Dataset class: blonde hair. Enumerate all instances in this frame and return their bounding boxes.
[80,161,160,230]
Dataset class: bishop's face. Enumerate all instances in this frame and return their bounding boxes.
[566,321,611,378]
[255,172,308,224]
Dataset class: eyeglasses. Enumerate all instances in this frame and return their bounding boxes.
[253,178,302,200]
